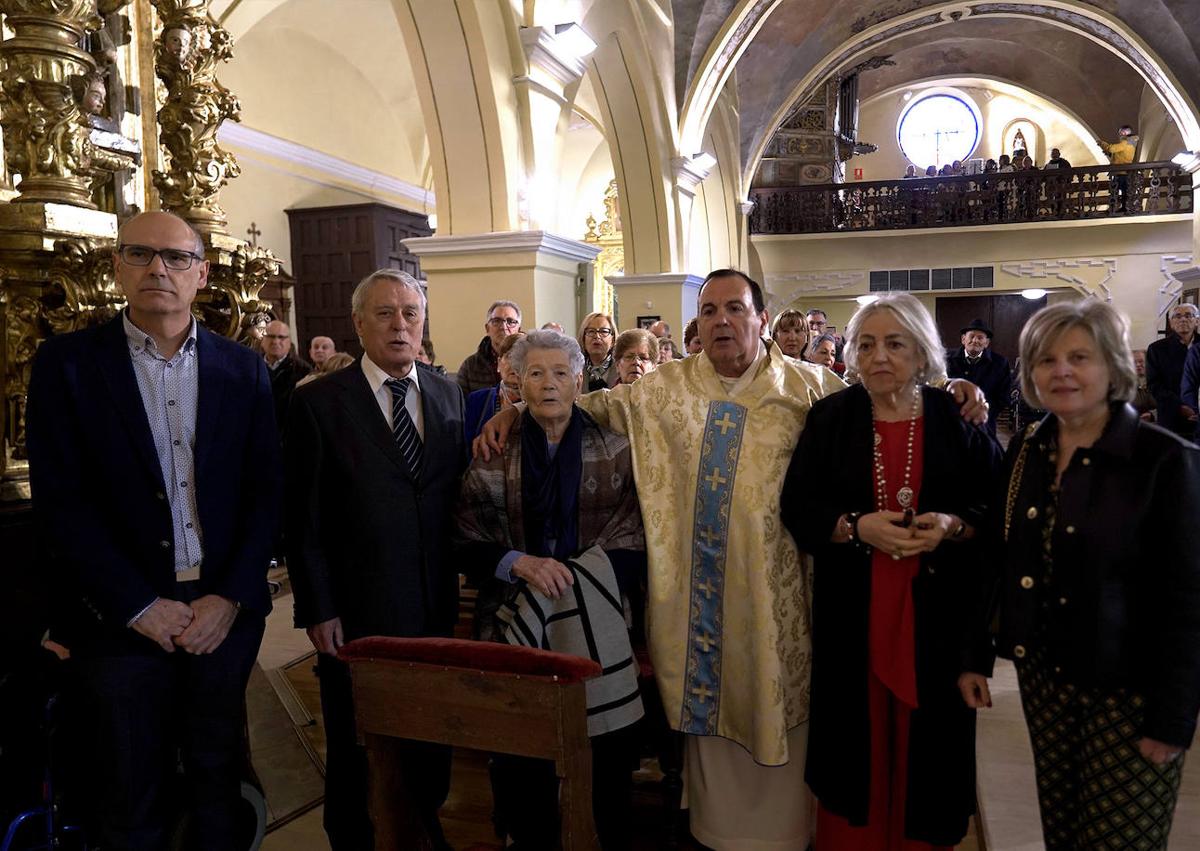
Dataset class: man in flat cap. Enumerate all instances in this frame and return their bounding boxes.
[946,318,1011,434]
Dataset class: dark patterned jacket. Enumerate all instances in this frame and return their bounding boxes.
[976,403,1200,748]
[456,336,499,396]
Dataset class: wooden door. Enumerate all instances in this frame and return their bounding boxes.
[935,293,1045,362]
[287,203,431,358]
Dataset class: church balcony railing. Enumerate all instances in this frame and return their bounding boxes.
[748,162,1193,235]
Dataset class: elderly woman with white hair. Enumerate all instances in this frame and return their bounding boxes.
[455,329,647,850]
[960,299,1200,850]
[783,292,1001,850]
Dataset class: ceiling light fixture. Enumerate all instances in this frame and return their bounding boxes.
[691,152,718,172]
[1021,288,1048,300]
[856,294,880,306]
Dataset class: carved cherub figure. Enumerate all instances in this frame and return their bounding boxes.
[164,26,193,64]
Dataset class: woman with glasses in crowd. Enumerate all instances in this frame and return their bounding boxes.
[784,292,1000,850]
[579,311,619,391]
[613,328,659,385]
[960,299,1200,851]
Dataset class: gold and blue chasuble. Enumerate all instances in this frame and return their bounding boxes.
[576,342,845,765]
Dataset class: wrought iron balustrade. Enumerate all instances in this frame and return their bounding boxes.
[749,162,1193,235]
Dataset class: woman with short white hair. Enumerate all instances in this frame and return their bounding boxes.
[960,299,1200,850]
[784,292,1000,849]
[455,329,647,849]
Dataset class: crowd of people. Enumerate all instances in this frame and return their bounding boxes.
[21,209,1200,851]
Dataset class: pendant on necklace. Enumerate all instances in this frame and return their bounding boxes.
[896,487,914,508]
[874,432,882,447]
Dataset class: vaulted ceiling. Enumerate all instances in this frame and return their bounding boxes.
[671,0,1200,174]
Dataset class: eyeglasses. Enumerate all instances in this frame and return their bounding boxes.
[584,328,614,338]
[117,244,204,271]
[488,317,521,328]
[619,353,654,364]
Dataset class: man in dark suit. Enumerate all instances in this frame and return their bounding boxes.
[285,269,466,851]
[1148,302,1198,438]
[946,318,1011,434]
[262,318,310,438]
[25,211,279,848]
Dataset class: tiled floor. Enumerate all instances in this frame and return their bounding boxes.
[253,594,1196,850]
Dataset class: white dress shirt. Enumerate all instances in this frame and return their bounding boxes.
[360,353,425,439]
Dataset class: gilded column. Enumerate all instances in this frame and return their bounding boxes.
[0,0,101,206]
[0,0,122,499]
[149,0,239,236]
[149,0,277,341]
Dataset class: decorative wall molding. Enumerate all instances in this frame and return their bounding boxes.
[217,123,433,210]
[1159,254,1197,316]
[607,272,705,289]
[1000,257,1116,302]
[518,27,584,86]
[766,270,865,308]
[672,155,714,192]
[402,230,600,263]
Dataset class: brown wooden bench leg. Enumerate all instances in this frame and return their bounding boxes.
[365,733,433,851]
[558,746,598,850]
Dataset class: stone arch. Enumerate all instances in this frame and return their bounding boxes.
[389,0,525,235]
[717,0,1200,190]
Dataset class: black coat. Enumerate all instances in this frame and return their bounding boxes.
[268,353,310,438]
[26,316,280,653]
[782,384,1001,845]
[945,347,1011,433]
[972,404,1200,749]
[1145,333,1194,436]
[284,360,466,640]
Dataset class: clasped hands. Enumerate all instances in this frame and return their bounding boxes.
[852,511,959,559]
[131,594,237,654]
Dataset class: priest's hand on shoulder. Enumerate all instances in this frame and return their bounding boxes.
[945,379,989,425]
[512,555,574,599]
[306,616,344,655]
[474,404,523,461]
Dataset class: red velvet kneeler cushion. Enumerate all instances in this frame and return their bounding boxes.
[338,636,601,684]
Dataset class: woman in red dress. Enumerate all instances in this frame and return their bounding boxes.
[784,292,1001,849]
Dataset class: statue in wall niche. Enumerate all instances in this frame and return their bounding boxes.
[1011,128,1028,157]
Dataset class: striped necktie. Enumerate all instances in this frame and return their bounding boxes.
[385,377,423,477]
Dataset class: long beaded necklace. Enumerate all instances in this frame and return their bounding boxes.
[871,384,920,512]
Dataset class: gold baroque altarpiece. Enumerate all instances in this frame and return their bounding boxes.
[0,0,278,501]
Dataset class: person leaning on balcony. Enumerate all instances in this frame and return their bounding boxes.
[1098,124,1138,165]
[1045,148,1072,170]
[1099,124,1139,212]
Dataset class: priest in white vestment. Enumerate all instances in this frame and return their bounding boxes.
[574,271,840,849]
